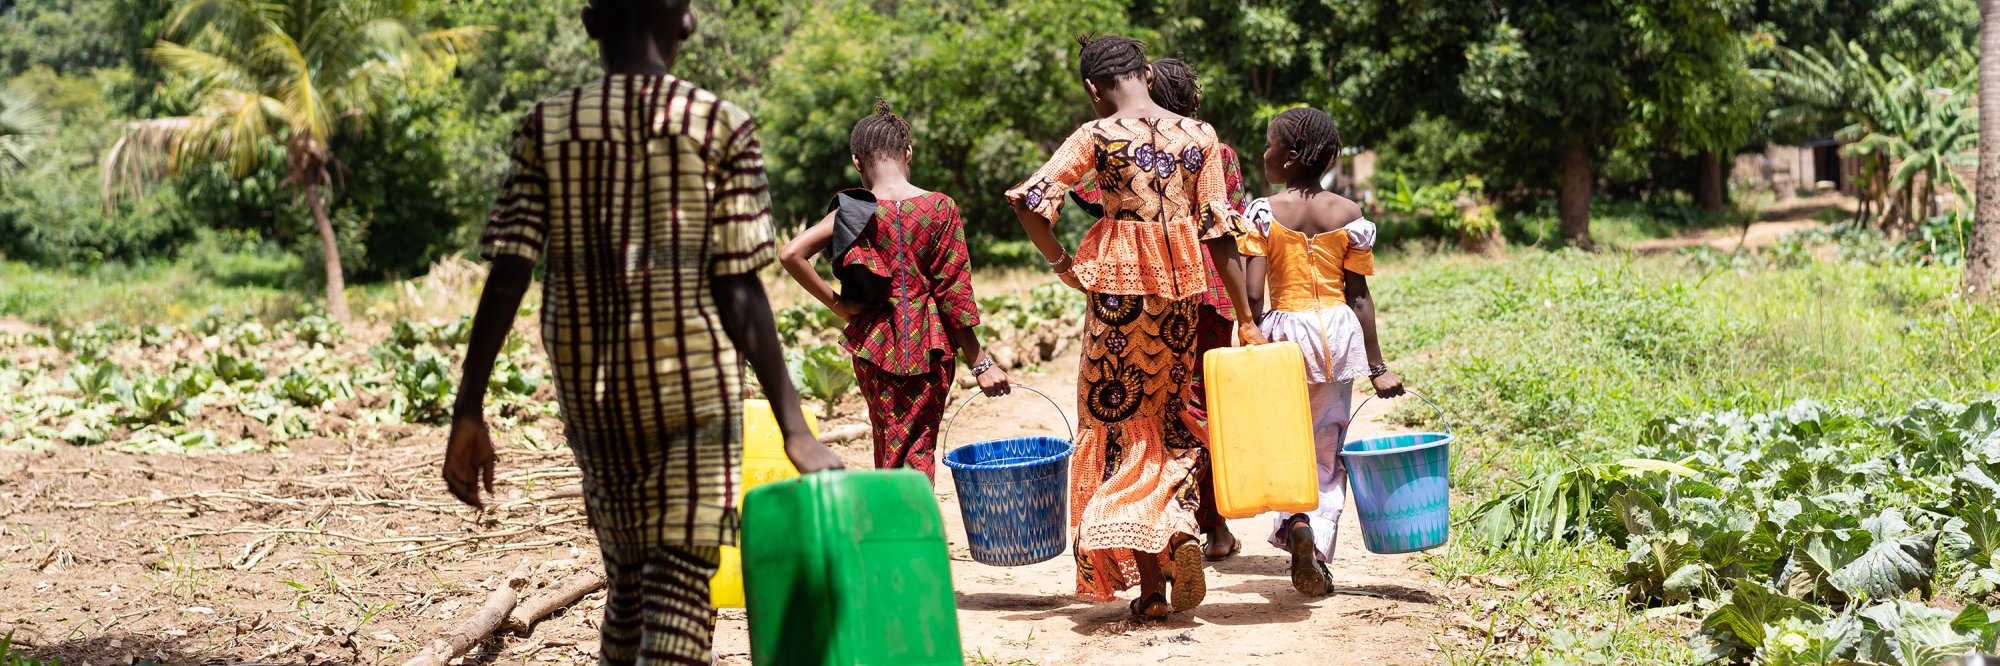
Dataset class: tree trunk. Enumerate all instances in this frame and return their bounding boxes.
[1559,140,1593,249]
[1975,0,2000,300]
[305,183,352,322]
[1697,151,1727,212]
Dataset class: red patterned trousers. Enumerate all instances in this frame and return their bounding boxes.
[853,355,955,482]
[1187,305,1233,530]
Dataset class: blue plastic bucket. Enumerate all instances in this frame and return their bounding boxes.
[1340,392,1453,554]
[939,387,1074,567]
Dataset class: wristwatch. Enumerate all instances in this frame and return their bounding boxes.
[1368,362,1390,378]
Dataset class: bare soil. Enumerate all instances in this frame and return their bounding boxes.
[2,319,1465,666]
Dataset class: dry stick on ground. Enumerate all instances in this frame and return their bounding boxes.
[403,561,532,666]
[821,424,870,444]
[503,569,608,635]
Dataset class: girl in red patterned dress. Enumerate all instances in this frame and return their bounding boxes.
[780,100,1013,482]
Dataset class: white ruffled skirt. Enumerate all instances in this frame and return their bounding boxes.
[1256,305,1369,384]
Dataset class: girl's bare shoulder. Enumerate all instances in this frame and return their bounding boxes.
[1314,193,1365,226]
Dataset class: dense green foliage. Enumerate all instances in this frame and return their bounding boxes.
[1,0,1978,279]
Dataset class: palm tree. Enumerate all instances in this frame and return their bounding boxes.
[1847,59,1978,230]
[1770,40,1979,233]
[0,85,53,181]
[1971,0,2000,300]
[104,0,481,321]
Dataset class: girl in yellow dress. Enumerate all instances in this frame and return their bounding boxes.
[1227,107,1405,595]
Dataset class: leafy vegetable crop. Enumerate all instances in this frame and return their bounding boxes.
[1471,397,2000,665]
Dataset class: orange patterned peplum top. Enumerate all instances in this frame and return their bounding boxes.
[1006,118,1240,301]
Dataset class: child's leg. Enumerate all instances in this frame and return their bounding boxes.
[599,550,646,666]
[632,545,723,663]
[1266,379,1354,562]
[853,356,951,482]
[902,358,955,481]
[853,357,898,471]
[590,502,723,665]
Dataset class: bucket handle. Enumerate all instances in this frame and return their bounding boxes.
[1350,388,1454,438]
[941,384,1075,451]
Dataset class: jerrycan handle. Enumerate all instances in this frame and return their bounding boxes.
[1349,388,1454,438]
[941,384,1076,450]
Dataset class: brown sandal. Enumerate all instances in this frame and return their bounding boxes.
[1169,534,1206,612]
[1128,592,1170,622]
[1287,517,1331,596]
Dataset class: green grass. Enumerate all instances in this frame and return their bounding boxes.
[1372,248,2000,661]
[0,259,302,327]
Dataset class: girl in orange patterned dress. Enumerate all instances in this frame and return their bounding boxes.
[781,101,1013,482]
[1006,36,1257,621]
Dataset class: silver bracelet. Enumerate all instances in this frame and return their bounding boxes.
[971,355,995,377]
[1368,362,1390,378]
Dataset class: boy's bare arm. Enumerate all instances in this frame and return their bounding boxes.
[711,273,843,473]
[443,255,536,509]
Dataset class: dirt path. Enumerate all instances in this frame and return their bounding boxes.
[712,352,1452,665]
[1627,193,1855,255]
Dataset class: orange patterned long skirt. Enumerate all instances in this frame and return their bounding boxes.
[1070,291,1208,602]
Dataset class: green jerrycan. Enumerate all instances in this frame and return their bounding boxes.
[741,469,962,666]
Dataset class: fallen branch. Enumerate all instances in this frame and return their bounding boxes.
[503,569,607,635]
[821,424,869,444]
[402,561,532,666]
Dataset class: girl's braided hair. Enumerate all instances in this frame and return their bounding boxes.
[1148,58,1201,116]
[849,97,911,163]
[1271,106,1342,176]
[1076,34,1148,85]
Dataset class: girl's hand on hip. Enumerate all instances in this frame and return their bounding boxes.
[978,366,1013,397]
[830,298,865,323]
[1236,320,1270,346]
[1372,371,1406,398]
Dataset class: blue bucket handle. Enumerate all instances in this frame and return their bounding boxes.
[941,384,1075,451]
[1350,388,1454,439]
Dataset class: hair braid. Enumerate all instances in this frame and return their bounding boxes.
[1148,58,1201,116]
[1075,34,1148,85]
[849,97,912,163]
[1271,106,1342,176]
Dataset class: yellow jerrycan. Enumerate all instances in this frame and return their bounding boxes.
[711,399,818,608]
[1202,341,1317,519]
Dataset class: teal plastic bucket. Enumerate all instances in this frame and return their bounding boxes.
[1341,392,1452,554]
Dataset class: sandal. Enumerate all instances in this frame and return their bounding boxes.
[1169,534,1206,612]
[1287,517,1330,596]
[1128,592,1170,622]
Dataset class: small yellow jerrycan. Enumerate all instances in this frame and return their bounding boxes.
[711,399,817,608]
[1202,341,1317,519]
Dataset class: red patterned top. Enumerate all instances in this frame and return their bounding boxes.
[841,192,981,376]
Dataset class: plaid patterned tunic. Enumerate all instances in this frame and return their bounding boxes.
[839,192,980,376]
[479,74,776,550]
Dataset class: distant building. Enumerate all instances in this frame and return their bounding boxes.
[1731,138,1859,200]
